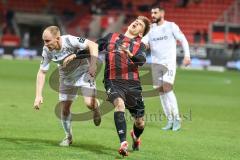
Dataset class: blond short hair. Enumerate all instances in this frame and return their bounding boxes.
[44,26,60,37]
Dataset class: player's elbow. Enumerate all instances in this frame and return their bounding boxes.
[88,40,98,51]
[38,69,47,75]
[92,42,99,50]
[36,69,46,82]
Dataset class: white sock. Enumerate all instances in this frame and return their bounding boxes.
[165,91,181,121]
[160,94,173,121]
[121,141,128,146]
[61,113,72,138]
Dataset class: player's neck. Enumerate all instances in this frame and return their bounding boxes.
[124,32,135,39]
[157,19,165,26]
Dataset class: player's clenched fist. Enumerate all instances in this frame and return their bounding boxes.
[183,57,191,66]
[33,96,43,110]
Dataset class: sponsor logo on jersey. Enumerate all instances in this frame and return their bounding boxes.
[77,37,86,43]
[152,36,168,41]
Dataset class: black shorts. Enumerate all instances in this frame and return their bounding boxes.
[104,80,145,118]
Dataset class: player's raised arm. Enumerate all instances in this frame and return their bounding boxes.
[63,35,98,76]
[70,33,112,61]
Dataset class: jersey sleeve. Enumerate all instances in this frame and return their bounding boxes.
[96,33,112,51]
[40,48,51,71]
[172,23,190,58]
[66,35,89,50]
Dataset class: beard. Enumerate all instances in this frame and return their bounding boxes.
[152,17,162,23]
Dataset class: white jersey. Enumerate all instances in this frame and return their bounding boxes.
[40,35,90,86]
[142,21,190,65]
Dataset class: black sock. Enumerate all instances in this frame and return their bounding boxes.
[133,123,144,139]
[114,111,126,143]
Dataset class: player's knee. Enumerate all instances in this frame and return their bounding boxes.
[61,101,71,116]
[62,110,69,116]
[115,104,125,112]
[85,98,96,110]
[135,119,145,129]
[114,98,125,112]
[158,86,164,94]
[162,83,173,93]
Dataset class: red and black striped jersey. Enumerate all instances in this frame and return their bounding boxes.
[97,33,146,82]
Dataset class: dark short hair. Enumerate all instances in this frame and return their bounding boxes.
[151,6,165,12]
[137,16,151,36]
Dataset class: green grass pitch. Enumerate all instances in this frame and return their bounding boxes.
[0,59,240,160]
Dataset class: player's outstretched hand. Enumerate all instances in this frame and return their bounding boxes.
[33,96,43,110]
[63,54,77,68]
[183,57,191,66]
[88,63,97,77]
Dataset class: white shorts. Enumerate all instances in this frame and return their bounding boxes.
[151,63,176,88]
[59,72,96,101]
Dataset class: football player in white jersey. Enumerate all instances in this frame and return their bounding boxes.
[142,7,191,131]
[33,26,101,146]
